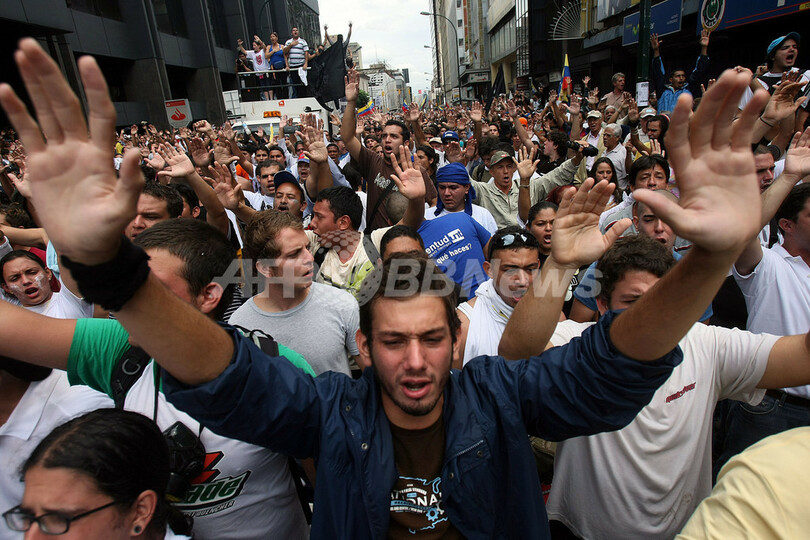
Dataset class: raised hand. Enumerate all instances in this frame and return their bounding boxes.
[444,141,463,163]
[329,112,342,127]
[304,140,328,163]
[210,163,242,211]
[507,99,518,118]
[194,120,214,137]
[761,79,807,125]
[0,38,144,264]
[7,170,32,199]
[783,127,810,179]
[344,68,359,102]
[650,33,661,51]
[388,146,425,202]
[464,138,478,162]
[155,143,195,182]
[407,102,422,124]
[699,29,711,48]
[516,146,539,179]
[188,137,212,167]
[551,178,630,268]
[582,75,591,88]
[633,69,770,254]
[221,121,236,141]
[470,101,483,123]
[627,98,639,123]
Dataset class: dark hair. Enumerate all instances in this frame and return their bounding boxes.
[416,145,437,174]
[134,219,236,321]
[477,135,502,159]
[589,156,617,181]
[266,145,285,156]
[0,250,47,285]
[488,225,541,260]
[256,159,283,175]
[595,235,675,304]
[315,186,363,230]
[380,225,425,260]
[341,162,363,191]
[143,182,183,219]
[22,409,192,536]
[384,119,411,142]
[547,130,569,156]
[358,255,458,344]
[526,202,558,227]
[776,183,810,233]
[646,115,669,138]
[364,135,380,144]
[0,203,34,228]
[628,154,670,188]
[172,184,199,215]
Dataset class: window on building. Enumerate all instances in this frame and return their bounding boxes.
[153,0,189,38]
[65,0,123,20]
[457,19,463,27]
[458,38,464,46]
[206,0,229,48]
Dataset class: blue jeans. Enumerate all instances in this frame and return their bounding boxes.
[713,393,810,481]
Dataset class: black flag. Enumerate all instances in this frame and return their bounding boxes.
[308,36,348,112]
[486,64,505,113]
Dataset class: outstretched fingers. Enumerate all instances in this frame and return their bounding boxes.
[632,188,684,233]
[731,87,770,150]
[18,38,88,143]
[0,83,45,153]
[78,56,117,152]
[116,148,146,215]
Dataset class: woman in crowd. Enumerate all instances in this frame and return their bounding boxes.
[414,144,438,184]
[3,408,192,539]
[266,32,286,100]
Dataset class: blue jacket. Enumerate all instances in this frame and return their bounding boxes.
[163,311,682,539]
[651,54,710,113]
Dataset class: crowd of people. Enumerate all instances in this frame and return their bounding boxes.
[0,25,809,540]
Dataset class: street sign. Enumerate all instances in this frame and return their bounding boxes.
[622,0,681,46]
[165,99,191,128]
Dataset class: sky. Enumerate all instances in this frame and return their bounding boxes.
[317,0,435,98]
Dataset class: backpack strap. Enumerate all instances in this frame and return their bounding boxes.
[110,346,151,409]
[768,218,780,248]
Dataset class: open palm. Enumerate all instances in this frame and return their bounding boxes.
[0,39,143,264]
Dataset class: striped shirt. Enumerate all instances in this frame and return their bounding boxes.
[285,38,309,67]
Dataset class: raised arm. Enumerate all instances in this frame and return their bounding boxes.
[736,127,810,274]
[500,178,631,359]
[389,146,426,230]
[0,38,234,385]
[611,70,770,361]
[155,143,230,236]
[0,299,74,369]
[406,102,428,147]
[508,99,534,152]
[340,69,363,159]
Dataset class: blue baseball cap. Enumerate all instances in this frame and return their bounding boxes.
[767,32,801,56]
[441,130,459,142]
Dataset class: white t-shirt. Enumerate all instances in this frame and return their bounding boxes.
[734,243,810,398]
[25,281,93,319]
[458,279,513,365]
[246,50,269,73]
[125,362,308,539]
[424,205,498,235]
[243,190,273,211]
[738,69,810,110]
[546,320,776,540]
[0,371,112,533]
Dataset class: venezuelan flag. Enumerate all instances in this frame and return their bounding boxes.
[357,102,374,117]
[401,104,409,113]
[558,54,572,104]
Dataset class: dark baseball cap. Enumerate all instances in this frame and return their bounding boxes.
[489,150,514,166]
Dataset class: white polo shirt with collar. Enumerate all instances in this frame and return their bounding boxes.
[733,243,810,398]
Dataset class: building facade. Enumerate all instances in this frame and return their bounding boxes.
[0,0,321,128]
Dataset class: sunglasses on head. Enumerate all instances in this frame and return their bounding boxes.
[489,232,531,259]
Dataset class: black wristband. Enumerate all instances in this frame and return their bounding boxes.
[628,120,640,128]
[60,236,151,312]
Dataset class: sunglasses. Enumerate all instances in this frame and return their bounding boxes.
[489,232,532,259]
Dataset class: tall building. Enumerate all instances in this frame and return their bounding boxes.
[0,0,321,128]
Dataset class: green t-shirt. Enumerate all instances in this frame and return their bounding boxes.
[67,318,315,397]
